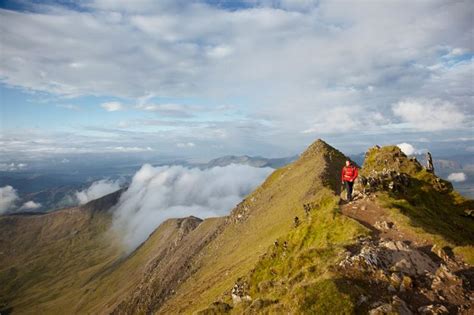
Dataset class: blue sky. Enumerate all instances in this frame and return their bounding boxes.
[0,0,473,167]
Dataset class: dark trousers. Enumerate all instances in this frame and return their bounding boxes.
[344,181,354,201]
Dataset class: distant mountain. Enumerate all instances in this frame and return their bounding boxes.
[203,154,298,169]
[2,139,473,314]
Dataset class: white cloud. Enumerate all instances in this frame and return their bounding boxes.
[207,45,233,58]
[0,1,472,157]
[135,103,194,117]
[0,185,19,214]
[112,164,273,251]
[447,172,467,183]
[0,162,28,171]
[176,142,195,148]
[75,179,122,205]
[107,146,153,152]
[101,102,125,112]
[397,143,416,156]
[392,98,466,131]
[20,200,42,210]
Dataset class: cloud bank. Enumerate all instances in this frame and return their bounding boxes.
[447,172,467,183]
[0,185,19,214]
[20,200,42,210]
[392,99,466,131]
[112,164,273,251]
[75,179,122,205]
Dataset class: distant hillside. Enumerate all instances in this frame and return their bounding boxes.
[1,140,472,314]
[203,155,298,169]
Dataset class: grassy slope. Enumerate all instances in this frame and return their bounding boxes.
[361,146,474,264]
[4,141,471,314]
[157,140,363,314]
[77,216,224,314]
[0,207,122,314]
[196,145,474,314]
[227,190,370,314]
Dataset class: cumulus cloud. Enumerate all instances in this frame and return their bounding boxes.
[75,179,122,205]
[397,143,416,156]
[392,99,466,131]
[447,172,467,182]
[101,102,125,112]
[112,164,273,251]
[0,1,473,157]
[20,200,42,210]
[0,185,19,214]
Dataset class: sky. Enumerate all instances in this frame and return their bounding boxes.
[1,0,473,166]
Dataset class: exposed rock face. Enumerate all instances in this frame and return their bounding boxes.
[355,170,411,196]
[338,235,473,314]
[426,152,435,174]
[112,216,224,315]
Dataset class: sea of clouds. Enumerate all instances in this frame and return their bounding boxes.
[111,163,273,252]
[74,179,122,205]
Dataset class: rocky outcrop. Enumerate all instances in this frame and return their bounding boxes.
[338,235,473,314]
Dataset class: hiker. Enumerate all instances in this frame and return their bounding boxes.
[341,160,358,202]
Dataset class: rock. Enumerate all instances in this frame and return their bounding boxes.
[400,275,413,292]
[431,244,452,262]
[357,294,368,306]
[369,296,412,315]
[432,264,463,287]
[392,296,413,315]
[231,294,242,304]
[426,152,435,174]
[231,278,250,305]
[462,209,474,219]
[418,304,449,314]
[294,216,300,227]
[369,303,393,314]
[374,221,394,230]
[390,273,402,288]
[380,240,437,275]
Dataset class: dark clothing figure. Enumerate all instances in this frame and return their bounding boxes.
[341,162,358,201]
[345,181,354,201]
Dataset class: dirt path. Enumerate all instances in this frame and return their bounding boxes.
[340,195,431,248]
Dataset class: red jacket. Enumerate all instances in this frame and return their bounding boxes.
[341,165,358,182]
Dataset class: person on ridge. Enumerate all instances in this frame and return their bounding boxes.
[341,160,358,202]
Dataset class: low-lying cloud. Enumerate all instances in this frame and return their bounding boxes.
[75,179,122,205]
[112,164,273,251]
[0,185,19,214]
[447,172,467,183]
[20,200,42,210]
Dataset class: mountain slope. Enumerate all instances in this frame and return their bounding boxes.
[1,140,472,314]
[0,190,123,314]
[204,155,298,169]
[152,139,360,314]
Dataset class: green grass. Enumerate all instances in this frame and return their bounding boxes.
[228,191,370,314]
[362,145,474,265]
[0,210,123,314]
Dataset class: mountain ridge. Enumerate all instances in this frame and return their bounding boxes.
[1,139,472,314]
